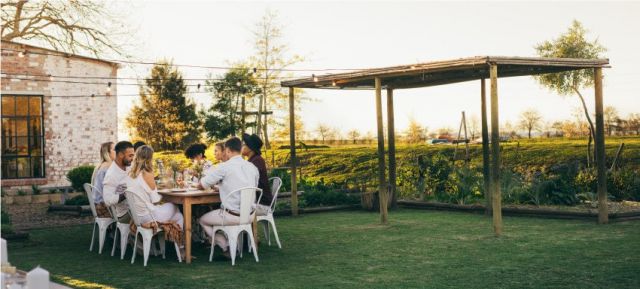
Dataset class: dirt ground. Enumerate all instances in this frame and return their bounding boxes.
[3,203,93,231]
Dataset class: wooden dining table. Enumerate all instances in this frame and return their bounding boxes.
[158,188,258,264]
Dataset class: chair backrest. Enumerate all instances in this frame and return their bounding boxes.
[268,177,283,210]
[83,183,100,218]
[124,190,156,227]
[225,187,262,224]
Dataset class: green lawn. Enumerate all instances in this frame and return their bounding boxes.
[7,209,640,289]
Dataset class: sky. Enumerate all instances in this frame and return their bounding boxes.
[115,0,640,140]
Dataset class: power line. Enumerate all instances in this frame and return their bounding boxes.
[1,47,365,72]
[1,72,304,81]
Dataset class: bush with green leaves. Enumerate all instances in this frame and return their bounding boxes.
[1,210,13,235]
[66,165,95,192]
[65,195,89,206]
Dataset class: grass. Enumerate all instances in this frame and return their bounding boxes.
[7,209,640,289]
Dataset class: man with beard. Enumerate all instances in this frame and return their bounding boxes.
[103,141,135,223]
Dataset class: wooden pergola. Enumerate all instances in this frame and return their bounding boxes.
[281,56,610,235]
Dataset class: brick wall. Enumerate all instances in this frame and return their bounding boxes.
[1,41,119,189]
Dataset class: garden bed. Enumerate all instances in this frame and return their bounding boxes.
[398,200,640,222]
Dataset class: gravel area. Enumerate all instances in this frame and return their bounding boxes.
[3,203,93,231]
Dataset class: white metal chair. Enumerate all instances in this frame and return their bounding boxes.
[209,187,262,266]
[257,177,283,248]
[109,204,131,260]
[125,190,182,266]
[83,183,115,254]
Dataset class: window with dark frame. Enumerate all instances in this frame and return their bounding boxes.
[1,95,45,179]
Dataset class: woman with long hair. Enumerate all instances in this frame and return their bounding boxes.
[125,145,184,230]
[91,141,115,217]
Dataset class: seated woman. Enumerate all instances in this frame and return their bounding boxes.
[185,143,214,180]
[126,145,184,230]
[91,141,115,218]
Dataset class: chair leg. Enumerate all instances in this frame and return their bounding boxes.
[89,223,96,251]
[119,227,129,260]
[262,222,269,243]
[229,235,238,266]
[174,243,182,263]
[209,228,216,262]
[247,229,259,263]
[131,234,139,264]
[269,219,282,249]
[98,224,108,254]
[142,234,152,267]
[238,233,244,258]
[111,227,119,256]
[158,234,166,259]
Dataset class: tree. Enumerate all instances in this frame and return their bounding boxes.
[404,117,427,144]
[627,113,640,135]
[603,106,619,136]
[534,20,606,163]
[126,61,200,150]
[347,129,361,144]
[315,124,333,144]
[273,114,306,141]
[202,67,260,141]
[1,0,131,57]
[518,109,543,138]
[469,115,480,140]
[249,9,304,149]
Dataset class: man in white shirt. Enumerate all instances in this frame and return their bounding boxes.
[198,137,259,256]
[103,141,135,223]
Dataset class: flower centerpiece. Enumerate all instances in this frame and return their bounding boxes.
[190,159,205,180]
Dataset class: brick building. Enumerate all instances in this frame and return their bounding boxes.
[1,41,119,190]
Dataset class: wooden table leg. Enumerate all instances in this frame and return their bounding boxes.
[184,198,192,264]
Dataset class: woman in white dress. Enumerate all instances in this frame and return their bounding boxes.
[126,145,184,229]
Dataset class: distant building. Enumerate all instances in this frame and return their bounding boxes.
[1,41,119,190]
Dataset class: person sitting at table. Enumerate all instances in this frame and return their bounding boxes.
[133,141,146,152]
[91,141,115,218]
[126,145,185,254]
[185,143,213,173]
[214,142,228,163]
[197,137,259,258]
[241,133,273,216]
[103,141,135,223]
[126,145,184,229]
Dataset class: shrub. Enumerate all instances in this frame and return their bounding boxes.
[65,195,89,206]
[446,166,483,205]
[31,184,41,195]
[1,210,13,235]
[17,190,27,196]
[66,165,95,192]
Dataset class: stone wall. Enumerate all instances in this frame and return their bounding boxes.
[1,41,119,189]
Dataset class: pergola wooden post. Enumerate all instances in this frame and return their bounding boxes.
[375,77,389,223]
[387,88,397,208]
[594,67,608,224]
[480,78,492,216]
[489,64,502,236]
[288,87,299,216]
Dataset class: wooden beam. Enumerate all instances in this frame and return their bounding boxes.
[387,88,397,208]
[288,87,299,216]
[489,64,502,236]
[480,78,492,216]
[594,67,608,224]
[375,77,388,223]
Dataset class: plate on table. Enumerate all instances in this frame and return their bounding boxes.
[171,188,188,192]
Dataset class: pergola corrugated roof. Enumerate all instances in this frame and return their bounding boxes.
[280,56,611,233]
[281,56,609,89]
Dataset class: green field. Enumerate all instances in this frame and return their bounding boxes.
[7,209,640,289]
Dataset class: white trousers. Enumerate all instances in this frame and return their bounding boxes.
[199,209,242,251]
[140,203,184,230]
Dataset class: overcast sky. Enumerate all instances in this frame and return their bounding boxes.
[115,0,640,140]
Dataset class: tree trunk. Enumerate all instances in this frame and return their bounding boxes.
[573,86,597,166]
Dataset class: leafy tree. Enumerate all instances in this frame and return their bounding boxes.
[126,61,201,150]
[315,124,334,144]
[534,20,606,163]
[518,109,543,139]
[347,129,361,144]
[273,114,306,141]
[404,117,427,144]
[202,67,260,141]
[1,0,131,57]
[249,9,304,149]
[603,106,619,136]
